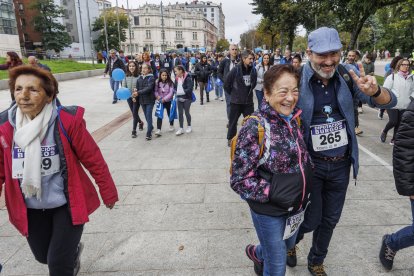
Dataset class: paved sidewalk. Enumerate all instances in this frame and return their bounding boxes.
[1,76,414,275]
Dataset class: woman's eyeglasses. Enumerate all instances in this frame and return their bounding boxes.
[322,105,335,123]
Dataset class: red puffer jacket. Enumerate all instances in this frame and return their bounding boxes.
[0,103,118,236]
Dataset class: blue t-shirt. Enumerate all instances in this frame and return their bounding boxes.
[309,75,349,158]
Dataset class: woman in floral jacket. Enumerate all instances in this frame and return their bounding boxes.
[230,64,313,276]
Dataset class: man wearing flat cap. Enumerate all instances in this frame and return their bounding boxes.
[286,27,397,276]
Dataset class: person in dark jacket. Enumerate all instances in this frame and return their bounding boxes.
[231,65,313,276]
[194,55,212,104]
[379,99,414,271]
[104,49,126,104]
[225,50,257,146]
[218,44,240,120]
[173,65,193,136]
[132,63,155,140]
[0,65,118,276]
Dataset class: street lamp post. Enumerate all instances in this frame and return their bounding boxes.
[102,2,109,54]
[115,0,121,50]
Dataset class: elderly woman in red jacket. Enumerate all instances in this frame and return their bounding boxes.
[0,65,118,276]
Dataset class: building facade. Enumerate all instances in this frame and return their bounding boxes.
[1,0,21,56]
[180,1,225,40]
[95,0,111,13]
[124,3,218,54]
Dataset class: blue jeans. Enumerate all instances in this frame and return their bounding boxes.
[386,199,414,251]
[250,209,297,276]
[297,158,351,265]
[141,104,154,137]
[224,90,231,120]
[109,77,120,101]
[212,77,223,98]
[255,89,264,110]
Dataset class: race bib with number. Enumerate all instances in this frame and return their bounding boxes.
[283,207,306,240]
[310,120,348,152]
[164,63,169,68]
[12,144,61,179]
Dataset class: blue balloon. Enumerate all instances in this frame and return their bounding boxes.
[385,63,391,73]
[112,68,125,81]
[116,87,131,100]
[190,57,196,64]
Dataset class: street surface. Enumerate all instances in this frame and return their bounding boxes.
[1,74,413,275]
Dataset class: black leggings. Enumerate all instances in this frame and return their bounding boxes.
[157,101,174,129]
[383,109,405,141]
[192,74,198,89]
[27,205,84,276]
[127,97,143,131]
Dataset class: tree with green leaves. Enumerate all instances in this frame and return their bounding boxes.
[92,10,128,51]
[216,38,230,52]
[30,0,72,53]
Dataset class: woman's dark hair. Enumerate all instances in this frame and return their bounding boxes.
[292,54,302,63]
[126,60,139,77]
[390,56,404,70]
[157,68,173,86]
[7,51,23,68]
[174,65,186,74]
[9,65,59,99]
[200,55,207,63]
[261,53,270,67]
[263,64,300,95]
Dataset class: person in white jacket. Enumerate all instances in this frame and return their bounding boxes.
[380,58,414,145]
[254,54,270,110]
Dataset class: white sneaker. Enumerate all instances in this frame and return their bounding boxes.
[358,107,363,114]
[186,126,192,133]
[169,125,174,132]
[220,97,224,101]
[175,128,184,136]
[155,129,161,137]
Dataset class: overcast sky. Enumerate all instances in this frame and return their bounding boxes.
[108,0,262,43]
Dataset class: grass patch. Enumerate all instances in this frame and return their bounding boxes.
[376,75,385,86]
[0,58,105,80]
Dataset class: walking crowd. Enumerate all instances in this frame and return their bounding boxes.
[1,24,414,276]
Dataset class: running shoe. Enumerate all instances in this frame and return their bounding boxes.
[186,126,192,133]
[379,234,396,270]
[380,132,387,143]
[175,128,184,136]
[245,244,263,276]
[139,122,144,131]
[155,129,161,137]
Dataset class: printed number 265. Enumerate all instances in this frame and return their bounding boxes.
[320,132,341,145]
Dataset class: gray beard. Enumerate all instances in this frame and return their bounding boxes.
[310,61,337,79]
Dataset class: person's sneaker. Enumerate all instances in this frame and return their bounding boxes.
[176,128,184,136]
[308,263,327,276]
[186,126,192,133]
[358,107,363,114]
[378,110,383,120]
[73,242,84,276]
[131,131,137,138]
[245,244,263,276]
[220,97,224,101]
[139,122,144,131]
[215,96,219,100]
[286,246,298,267]
[355,127,363,135]
[200,101,204,105]
[112,100,117,104]
[155,129,161,137]
[380,132,387,143]
[169,125,174,132]
[145,135,152,140]
[379,234,396,270]
[389,139,394,146]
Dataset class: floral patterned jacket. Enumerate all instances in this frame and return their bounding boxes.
[230,102,313,205]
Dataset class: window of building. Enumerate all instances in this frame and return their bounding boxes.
[192,32,197,40]
[211,8,214,11]
[176,31,183,39]
[18,3,24,12]
[146,30,151,39]
[150,44,153,52]
[23,33,29,41]
[175,20,182,27]
[161,18,164,26]
[66,23,73,32]
[192,21,196,27]
[145,18,150,25]
[204,8,206,11]
[20,18,26,28]
[134,16,139,25]
[211,13,214,17]
[161,44,167,52]
[204,14,206,17]
[146,8,148,13]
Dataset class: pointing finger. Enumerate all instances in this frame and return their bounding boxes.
[348,69,359,82]
[358,63,366,78]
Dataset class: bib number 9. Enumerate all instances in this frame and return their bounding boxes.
[320,131,341,145]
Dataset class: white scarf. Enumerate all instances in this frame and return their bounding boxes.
[14,102,53,199]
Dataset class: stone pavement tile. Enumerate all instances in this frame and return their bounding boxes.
[0,236,26,270]
[122,184,205,205]
[0,220,20,237]
[356,165,395,181]
[340,198,411,226]
[157,169,228,185]
[204,183,241,204]
[157,267,252,276]
[346,180,401,200]
[87,231,207,272]
[111,169,163,186]
[84,204,167,234]
[80,272,158,276]
[115,185,134,204]
[159,203,252,231]
[286,264,412,276]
